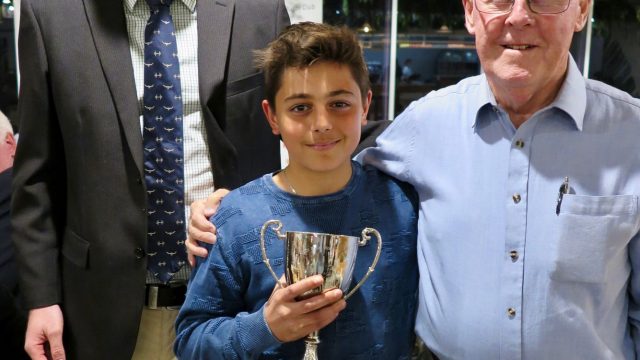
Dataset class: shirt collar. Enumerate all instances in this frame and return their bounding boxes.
[548,55,586,131]
[472,54,586,131]
[125,0,196,13]
[471,73,498,128]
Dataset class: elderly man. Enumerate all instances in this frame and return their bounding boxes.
[189,0,639,358]
[1,110,17,295]
[358,0,640,358]
[0,110,26,359]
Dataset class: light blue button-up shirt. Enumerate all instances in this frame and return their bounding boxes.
[358,57,640,359]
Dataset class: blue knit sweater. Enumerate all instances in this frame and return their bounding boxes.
[175,162,418,359]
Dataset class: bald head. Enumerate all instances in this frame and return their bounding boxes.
[0,111,12,135]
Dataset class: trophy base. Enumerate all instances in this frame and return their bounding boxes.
[303,332,320,360]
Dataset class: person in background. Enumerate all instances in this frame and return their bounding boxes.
[0,110,27,359]
[0,110,15,173]
[175,22,419,359]
[401,58,415,82]
[11,0,289,359]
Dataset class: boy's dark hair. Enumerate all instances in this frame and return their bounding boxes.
[254,22,370,110]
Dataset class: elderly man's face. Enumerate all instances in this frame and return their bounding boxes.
[463,0,589,94]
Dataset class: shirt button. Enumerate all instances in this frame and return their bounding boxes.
[510,250,519,261]
[134,247,146,259]
[512,194,521,204]
[507,308,517,318]
[515,139,525,148]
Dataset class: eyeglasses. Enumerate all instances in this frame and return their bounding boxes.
[474,0,571,15]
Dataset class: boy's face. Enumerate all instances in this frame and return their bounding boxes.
[263,61,371,175]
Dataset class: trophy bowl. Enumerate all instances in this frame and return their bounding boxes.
[260,219,382,360]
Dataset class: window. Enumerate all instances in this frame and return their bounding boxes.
[587,0,640,98]
[0,0,17,125]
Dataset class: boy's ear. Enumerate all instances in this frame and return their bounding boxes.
[361,90,373,125]
[262,100,280,135]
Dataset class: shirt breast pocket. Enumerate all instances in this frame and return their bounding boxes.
[550,194,639,283]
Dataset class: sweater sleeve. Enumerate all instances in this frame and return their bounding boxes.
[174,234,280,359]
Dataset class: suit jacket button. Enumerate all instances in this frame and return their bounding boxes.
[134,247,146,259]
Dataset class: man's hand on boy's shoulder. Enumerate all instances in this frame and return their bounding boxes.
[186,189,230,267]
[264,275,346,342]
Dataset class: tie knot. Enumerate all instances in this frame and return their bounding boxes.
[146,0,173,9]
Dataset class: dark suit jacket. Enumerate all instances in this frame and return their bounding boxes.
[12,0,289,358]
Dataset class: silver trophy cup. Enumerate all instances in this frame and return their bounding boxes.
[260,219,382,360]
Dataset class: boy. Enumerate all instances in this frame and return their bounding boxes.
[174,22,418,359]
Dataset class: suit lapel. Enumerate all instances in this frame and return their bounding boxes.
[82,0,143,175]
[197,0,234,112]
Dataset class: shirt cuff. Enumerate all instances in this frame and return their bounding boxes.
[238,305,281,354]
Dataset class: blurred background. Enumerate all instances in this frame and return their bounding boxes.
[1,0,639,127]
[0,0,17,124]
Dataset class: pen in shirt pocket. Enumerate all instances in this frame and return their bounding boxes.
[555,177,570,215]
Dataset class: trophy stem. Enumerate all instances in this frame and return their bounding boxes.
[302,331,320,360]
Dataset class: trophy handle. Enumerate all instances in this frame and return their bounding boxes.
[260,219,287,289]
[344,228,382,300]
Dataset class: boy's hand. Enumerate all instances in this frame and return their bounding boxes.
[264,275,346,342]
[185,189,230,267]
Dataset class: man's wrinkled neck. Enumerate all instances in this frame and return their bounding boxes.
[487,63,568,129]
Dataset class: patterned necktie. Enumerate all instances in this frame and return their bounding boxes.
[143,0,186,283]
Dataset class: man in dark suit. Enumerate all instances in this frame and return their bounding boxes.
[12,0,289,359]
